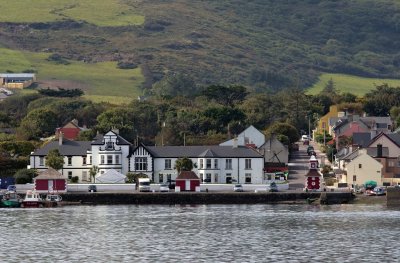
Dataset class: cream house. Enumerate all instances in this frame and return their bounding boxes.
[367,132,400,158]
[344,149,383,187]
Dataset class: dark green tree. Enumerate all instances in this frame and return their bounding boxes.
[265,122,300,144]
[174,157,194,173]
[46,149,64,170]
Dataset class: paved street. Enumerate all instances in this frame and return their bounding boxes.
[288,140,328,190]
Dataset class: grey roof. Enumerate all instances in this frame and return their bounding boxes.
[142,145,263,158]
[352,132,372,148]
[31,140,91,156]
[341,149,359,161]
[91,131,131,145]
[386,133,400,147]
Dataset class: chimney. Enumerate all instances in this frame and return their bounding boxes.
[377,144,383,158]
[233,137,238,148]
[59,132,63,146]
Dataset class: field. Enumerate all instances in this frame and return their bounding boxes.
[0,0,144,26]
[307,73,400,97]
[0,47,145,102]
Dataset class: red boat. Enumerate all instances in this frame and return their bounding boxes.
[21,190,44,208]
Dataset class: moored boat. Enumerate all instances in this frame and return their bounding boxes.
[1,191,22,208]
[21,190,44,208]
[44,194,62,207]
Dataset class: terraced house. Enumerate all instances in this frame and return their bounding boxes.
[29,130,264,184]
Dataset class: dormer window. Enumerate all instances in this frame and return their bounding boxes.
[106,141,113,150]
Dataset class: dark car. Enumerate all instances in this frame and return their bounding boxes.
[6,185,16,192]
[307,146,314,155]
[88,185,97,192]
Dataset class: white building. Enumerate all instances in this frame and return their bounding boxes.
[219,125,265,148]
[29,130,264,184]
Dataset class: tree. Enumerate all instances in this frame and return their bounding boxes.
[46,149,64,170]
[202,85,248,107]
[14,168,37,184]
[174,157,194,173]
[89,165,99,183]
[152,73,198,98]
[265,122,300,144]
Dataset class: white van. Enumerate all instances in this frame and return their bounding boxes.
[301,135,310,141]
[138,178,151,192]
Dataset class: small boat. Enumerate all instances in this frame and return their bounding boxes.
[1,191,22,208]
[44,194,63,207]
[21,190,44,208]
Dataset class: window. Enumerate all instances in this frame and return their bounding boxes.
[245,159,252,169]
[165,159,172,169]
[115,155,120,164]
[389,160,395,167]
[39,157,44,166]
[225,159,232,170]
[135,157,148,171]
[68,171,72,180]
[214,173,218,183]
[206,159,212,169]
[89,156,92,164]
[82,171,88,181]
[214,159,218,169]
[107,155,113,164]
[82,156,87,165]
[167,174,171,182]
[226,173,232,184]
[105,141,113,150]
[245,173,251,184]
[199,173,203,181]
[68,157,72,166]
[159,174,164,183]
[200,159,204,169]
[358,164,362,169]
[206,173,211,182]
[353,175,357,182]
[101,155,105,164]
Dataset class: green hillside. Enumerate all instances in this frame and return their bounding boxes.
[307,73,400,97]
[0,0,399,101]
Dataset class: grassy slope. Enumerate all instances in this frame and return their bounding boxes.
[0,0,144,26]
[307,73,400,97]
[0,47,144,103]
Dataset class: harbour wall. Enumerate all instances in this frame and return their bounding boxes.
[60,192,354,205]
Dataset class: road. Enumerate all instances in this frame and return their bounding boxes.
[288,140,327,190]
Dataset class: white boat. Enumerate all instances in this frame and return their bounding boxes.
[21,190,44,208]
[44,194,63,207]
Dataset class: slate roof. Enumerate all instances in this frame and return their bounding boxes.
[141,145,263,158]
[0,73,35,78]
[91,131,131,145]
[352,132,372,147]
[31,140,91,156]
[366,147,389,157]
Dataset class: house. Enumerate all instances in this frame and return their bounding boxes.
[317,105,339,135]
[258,134,289,165]
[55,119,87,141]
[128,144,264,185]
[343,149,383,187]
[175,171,200,191]
[29,131,265,185]
[34,168,67,193]
[0,73,36,89]
[333,116,392,150]
[219,125,265,148]
[367,132,400,158]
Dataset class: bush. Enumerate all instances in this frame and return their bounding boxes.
[71,176,79,183]
[14,168,37,184]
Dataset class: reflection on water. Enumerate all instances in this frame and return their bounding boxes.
[1,204,400,262]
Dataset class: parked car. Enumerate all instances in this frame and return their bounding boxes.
[6,185,16,192]
[373,187,386,196]
[88,185,97,192]
[267,182,278,192]
[159,183,169,192]
[233,184,244,192]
